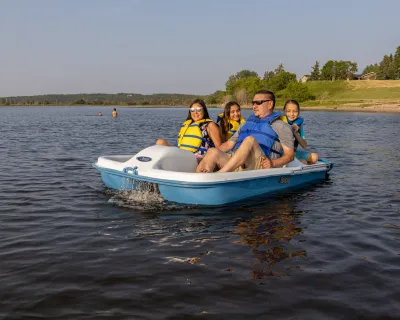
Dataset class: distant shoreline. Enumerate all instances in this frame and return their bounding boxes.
[1,101,400,113]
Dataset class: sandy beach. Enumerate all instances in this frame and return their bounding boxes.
[301,101,400,113]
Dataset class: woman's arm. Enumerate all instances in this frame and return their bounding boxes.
[207,122,223,148]
[218,122,227,143]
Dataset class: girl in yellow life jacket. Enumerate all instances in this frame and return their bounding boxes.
[216,101,246,141]
[156,99,222,161]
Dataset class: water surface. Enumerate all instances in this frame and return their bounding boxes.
[0,106,399,319]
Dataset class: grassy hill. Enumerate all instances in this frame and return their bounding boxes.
[305,80,400,101]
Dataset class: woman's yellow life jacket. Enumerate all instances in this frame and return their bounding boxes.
[217,112,246,140]
[177,118,213,153]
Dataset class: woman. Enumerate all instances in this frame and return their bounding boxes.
[216,101,245,141]
[156,99,222,161]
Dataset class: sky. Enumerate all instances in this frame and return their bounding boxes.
[0,0,399,97]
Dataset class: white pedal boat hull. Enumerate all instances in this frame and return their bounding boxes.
[93,145,333,206]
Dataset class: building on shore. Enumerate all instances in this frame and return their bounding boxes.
[352,72,377,80]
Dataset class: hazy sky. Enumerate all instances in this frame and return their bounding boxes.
[0,0,399,96]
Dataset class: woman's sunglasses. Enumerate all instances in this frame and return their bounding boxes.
[189,107,203,112]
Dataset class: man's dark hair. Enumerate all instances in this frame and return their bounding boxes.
[255,90,275,109]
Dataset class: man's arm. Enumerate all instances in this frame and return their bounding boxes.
[271,144,295,168]
[270,120,295,167]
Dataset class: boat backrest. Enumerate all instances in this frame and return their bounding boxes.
[123,145,198,173]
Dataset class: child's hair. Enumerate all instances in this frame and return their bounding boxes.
[221,101,240,137]
[283,99,300,113]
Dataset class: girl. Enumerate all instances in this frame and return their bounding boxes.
[284,100,318,165]
[216,101,246,141]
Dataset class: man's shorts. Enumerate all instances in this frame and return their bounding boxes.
[295,150,310,161]
[230,146,266,172]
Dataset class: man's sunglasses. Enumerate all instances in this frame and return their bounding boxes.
[252,99,272,105]
[189,107,203,112]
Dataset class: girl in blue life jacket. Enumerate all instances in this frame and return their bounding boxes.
[216,101,246,142]
[156,99,222,161]
[284,100,318,165]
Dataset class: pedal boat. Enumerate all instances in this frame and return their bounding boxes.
[93,145,333,206]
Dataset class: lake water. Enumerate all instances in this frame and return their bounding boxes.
[0,106,399,319]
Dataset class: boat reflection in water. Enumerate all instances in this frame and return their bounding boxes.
[231,202,306,279]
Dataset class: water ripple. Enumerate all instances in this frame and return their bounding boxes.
[0,107,399,319]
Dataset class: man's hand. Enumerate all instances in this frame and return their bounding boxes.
[260,156,273,169]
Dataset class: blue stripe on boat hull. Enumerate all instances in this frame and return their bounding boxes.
[95,164,329,206]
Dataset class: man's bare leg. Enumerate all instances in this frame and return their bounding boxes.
[196,148,231,173]
[218,136,263,173]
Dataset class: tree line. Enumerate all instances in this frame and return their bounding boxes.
[0,93,202,107]
[308,45,400,81]
[206,64,313,106]
[362,45,400,80]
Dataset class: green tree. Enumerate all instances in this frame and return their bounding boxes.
[362,63,379,74]
[235,70,258,79]
[321,60,357,80]
[206,90,226,104]
[377,54,396,79]
[74,99,86,105]
[263,70,274,81]
[230,76,263,99]
[274,63,285,74]
[308,61,321,81]
[226,70,259,94]
[394,46,400,79]
[279,82,313,102]
[264,71,297,92]
[321,60,335,80]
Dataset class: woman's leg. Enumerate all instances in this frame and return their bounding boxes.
[156,138,171,146]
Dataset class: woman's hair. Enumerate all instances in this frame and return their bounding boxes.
[185,99,210,121]
[283,99,300,113]
[220,101,240,138]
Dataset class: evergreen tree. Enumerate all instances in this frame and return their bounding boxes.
[274,63,285,74]
[309,61,321,81]
[377,54,396,79]
[394,46,400,79]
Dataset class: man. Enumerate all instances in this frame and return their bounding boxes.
[196,90,294,173]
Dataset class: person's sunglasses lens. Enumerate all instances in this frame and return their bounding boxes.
[190,107,202,112]
[252,100,269,105]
